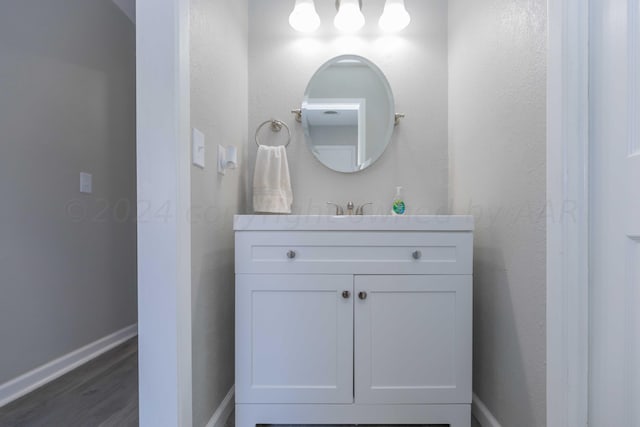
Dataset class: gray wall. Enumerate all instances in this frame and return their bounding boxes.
[190,0,248,425]
[0,0,137,384]
[448,1,547,426]
[248,0,449,214]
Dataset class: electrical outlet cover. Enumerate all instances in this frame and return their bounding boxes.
[80,172,92,194]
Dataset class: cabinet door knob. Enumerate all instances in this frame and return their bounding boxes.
[358,291,367,300]
[412,250,422,260]
[342,290,351,299]
[286,250,296,259]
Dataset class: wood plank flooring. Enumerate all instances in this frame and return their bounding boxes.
[0,338,138,427]
[0,338,482,427]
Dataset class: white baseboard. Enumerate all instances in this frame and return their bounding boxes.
[205,385,235,427]
[0,323,138,408]
[472,392,502,427]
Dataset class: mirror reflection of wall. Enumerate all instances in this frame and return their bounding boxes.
[304,98,366,171]
[302,55,394,173]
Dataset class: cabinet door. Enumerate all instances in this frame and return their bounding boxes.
[236,274,353,404]
[354,275,472,404]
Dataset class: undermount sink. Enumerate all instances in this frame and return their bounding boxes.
[233,215,474,231]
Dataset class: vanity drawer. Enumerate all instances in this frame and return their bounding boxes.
[235,231,472,275]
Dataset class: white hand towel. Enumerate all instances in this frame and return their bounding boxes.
[253,145,293,213]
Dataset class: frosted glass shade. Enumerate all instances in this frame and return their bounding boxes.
[289,0,320,33]
[378,0,411,32]
[334,0,365,33]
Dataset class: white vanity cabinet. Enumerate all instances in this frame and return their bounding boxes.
[234,215,474,427]
[354,275,472,406]
[235,274,354,404]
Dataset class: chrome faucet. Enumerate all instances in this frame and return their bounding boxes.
[355,202,373,216]
[346,202,354,215]
[326,202,344,216]
[327,201,372,216]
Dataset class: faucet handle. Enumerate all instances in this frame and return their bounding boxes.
[326,202,344,216]
[356,202,373,216]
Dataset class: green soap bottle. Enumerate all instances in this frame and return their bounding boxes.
[391,186,406,215]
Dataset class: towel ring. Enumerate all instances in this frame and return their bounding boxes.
[255,119,291,148]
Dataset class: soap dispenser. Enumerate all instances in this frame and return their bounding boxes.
[391,186,406,215]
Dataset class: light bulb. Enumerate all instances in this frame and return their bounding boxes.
[379,0,411,32]
[334,0,365,33]
[289,0,320,33]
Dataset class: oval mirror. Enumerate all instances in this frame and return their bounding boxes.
[302,55,395,173]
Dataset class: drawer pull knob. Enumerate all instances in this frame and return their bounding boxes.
[342,290,351,299]
[286,250,296,259]
[412,250,422,260]
[358,291,367,300]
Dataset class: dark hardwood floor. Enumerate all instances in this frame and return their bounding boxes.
[0,338,138,427]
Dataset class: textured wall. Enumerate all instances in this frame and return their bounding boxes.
[448,1,547,426]
[0,0,136,384]
[248,0,449,214]
[190,0,248,425]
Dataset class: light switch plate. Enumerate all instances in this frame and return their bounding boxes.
[192,128,205,168]
[80,172,92,194]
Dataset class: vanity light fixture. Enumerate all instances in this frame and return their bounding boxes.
[379,0,411,32]
[289,0,321,33]
[334,0,365,32]
[288,0,411,33]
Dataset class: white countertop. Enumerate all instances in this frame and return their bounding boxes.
[233,215,474,231]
